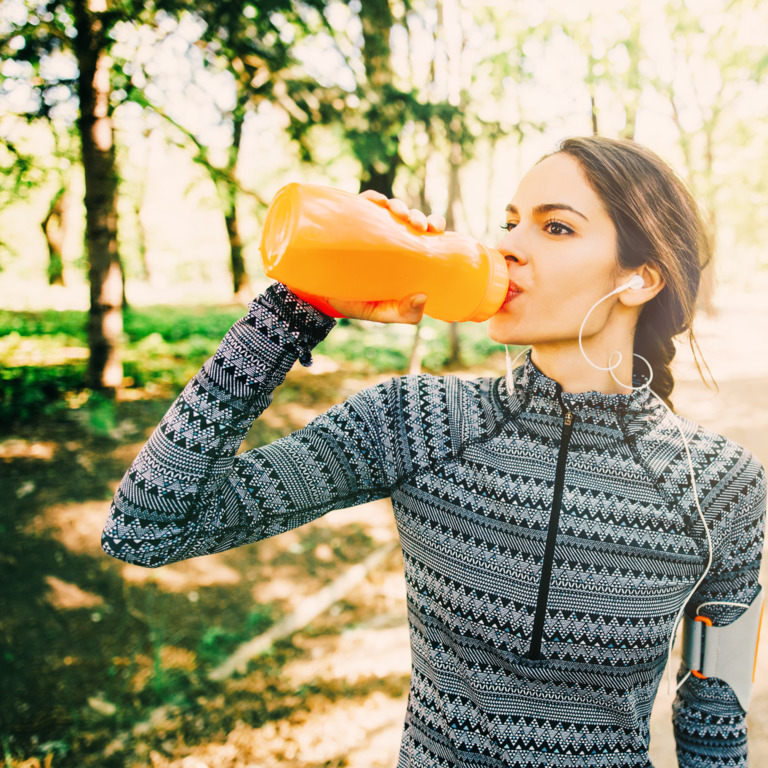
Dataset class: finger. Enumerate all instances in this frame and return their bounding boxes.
[394,292,428,324]
[352,294,427,324]
[360,189,388,204]
[408,209,428,232]
[327,293,428,324]
[387,198,410,220]
[426,214,446,233]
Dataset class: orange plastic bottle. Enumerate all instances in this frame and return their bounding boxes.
[259,183,509,322]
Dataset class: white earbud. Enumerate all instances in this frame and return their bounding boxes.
[578,279,654,389]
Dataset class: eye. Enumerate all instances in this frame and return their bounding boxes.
[499,222,517,232]
[544,219,574,236]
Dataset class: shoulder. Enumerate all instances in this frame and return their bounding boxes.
[395,372,500,417]
[347,372,501,444]
[356,372,497,405]
[681,416,765,502]
[679,420,767,569]
[682,417,764,530]
[630,403,766,519]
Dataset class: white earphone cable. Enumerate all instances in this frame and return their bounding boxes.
[505,344,530,394]
[575,277,745,694]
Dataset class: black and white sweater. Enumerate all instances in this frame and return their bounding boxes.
[103,283,766,768]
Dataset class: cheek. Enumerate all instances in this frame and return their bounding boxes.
[537,265,588,309]
[535,262,616,331]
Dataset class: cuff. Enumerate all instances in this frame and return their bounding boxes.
[251,282,337,366]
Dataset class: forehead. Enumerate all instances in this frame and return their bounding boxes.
[509,153,607,218]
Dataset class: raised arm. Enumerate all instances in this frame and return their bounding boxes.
[102,283,402,567]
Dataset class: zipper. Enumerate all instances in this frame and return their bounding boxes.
[527,394,576,660]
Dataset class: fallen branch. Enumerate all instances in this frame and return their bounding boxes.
[208,541,399,681]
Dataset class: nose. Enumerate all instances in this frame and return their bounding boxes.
[495,230,528,265]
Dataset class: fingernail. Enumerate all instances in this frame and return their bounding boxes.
[411,294,427,309]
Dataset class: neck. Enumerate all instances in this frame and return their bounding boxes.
[530,331,635,396]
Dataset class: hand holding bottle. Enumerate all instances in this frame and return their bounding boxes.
[324,191,446,324]
[260,183,508,324]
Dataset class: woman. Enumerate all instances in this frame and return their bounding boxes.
[103,137,766,767]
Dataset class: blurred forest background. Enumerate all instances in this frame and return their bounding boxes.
[1,0,768,766]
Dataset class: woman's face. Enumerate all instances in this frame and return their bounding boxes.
[487,152,624,347]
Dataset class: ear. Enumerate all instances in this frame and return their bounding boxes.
[617,264,665,308]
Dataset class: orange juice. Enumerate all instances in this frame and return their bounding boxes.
[260,183,508,322]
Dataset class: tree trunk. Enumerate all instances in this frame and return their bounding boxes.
[447,324,461,368]
[360,0,394,98]
[408,324,423,376]
[697,124,719,314]
[73,0,123,393]
[444,136,464,369]
[224,105,251,299]
[360,165,397,198]
[43,186,67,286]
[587,50,599,136]
[619,16,641,140]
[357,0,399,198]
[224,204,250,298]
[136,200,150,281]
[135,128,152,282]
[120,256,129,310]
[590,93,599,136]
[669,91,717,314]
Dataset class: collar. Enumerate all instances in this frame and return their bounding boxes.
[499,351,660,439]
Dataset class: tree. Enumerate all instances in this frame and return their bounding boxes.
[283,0,416,199]
[557,3,646,140]
[355,0,400,195]
[0,0,146,392]
[43,185,68,285]
[650,0,768,303]
[127,0,332,298]
[0,117,77,286]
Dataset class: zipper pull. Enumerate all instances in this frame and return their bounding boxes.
[563,411,574,427]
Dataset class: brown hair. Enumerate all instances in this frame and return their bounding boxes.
[555,136,712,409]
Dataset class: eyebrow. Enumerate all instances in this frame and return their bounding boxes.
[505,203,589,222]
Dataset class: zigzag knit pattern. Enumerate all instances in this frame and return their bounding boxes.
[103,283,766,768]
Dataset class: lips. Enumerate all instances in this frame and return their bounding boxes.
[504,281,523,303]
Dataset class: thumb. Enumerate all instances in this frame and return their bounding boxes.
[399,293,428,323]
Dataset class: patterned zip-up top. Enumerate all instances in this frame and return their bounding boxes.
[103,283,766,768]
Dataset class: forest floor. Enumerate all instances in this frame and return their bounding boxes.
[2,284,767,768]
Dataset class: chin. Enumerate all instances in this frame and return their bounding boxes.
[487,315,530,346]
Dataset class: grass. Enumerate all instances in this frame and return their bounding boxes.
[0,306,509,430]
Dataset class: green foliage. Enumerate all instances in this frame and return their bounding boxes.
[121,334,220,389]
[0,137,42,209]
[0,305,508,429]
[0,306,240,427]
[0,305,243,344]
[122,305,244,343]
[199,603,278,666]
[316,317,505,373]
[82,390,117,436]
[0,361,86,427]
[0,310,89,341]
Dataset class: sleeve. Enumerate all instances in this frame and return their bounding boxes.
[101,282,403,568]
[672,454,767,767]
